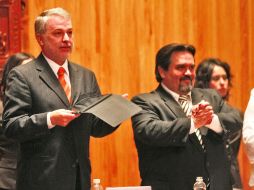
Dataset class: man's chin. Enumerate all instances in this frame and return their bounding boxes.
[179,85,192,94]
[59,51,71,59]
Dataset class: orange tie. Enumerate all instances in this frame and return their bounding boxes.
[57,67,71,102]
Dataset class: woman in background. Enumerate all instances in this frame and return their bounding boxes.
[195,58,243,190]
[0,52,34,190]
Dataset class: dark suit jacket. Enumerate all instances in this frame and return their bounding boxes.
[0,102,17,190]
[131,85,242,190]
[2,54,116,190]
[224,106,243,188]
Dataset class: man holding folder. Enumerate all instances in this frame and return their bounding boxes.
[2,7,138,190]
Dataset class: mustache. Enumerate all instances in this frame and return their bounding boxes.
[180,76,192,81]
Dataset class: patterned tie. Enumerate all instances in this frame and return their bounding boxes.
[57,67,71,103]
[178,95,191,116]
[179,95,205,150]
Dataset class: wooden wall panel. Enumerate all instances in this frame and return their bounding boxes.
[0,0,22,74]
[22,0,254,189]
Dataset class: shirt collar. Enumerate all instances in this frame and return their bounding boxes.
[42,53,69,77]
[161,82,192,102]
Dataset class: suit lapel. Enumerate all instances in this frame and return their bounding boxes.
[35,54,70,107]
[68,63,80,106]
[156,85,206,152]
[156,85,206,118]
[156,85,186,118]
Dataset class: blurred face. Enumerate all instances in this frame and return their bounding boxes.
[36,15,73,65]
[158,51,195,95]
[209,65,229,98]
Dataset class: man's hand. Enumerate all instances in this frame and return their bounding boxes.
[191,100,214,128]
[50,109,80,127]
[122,93,128,98]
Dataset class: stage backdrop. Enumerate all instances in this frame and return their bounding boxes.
[21,0,254,189]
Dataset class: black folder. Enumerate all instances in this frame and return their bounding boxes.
[73,94,142,127]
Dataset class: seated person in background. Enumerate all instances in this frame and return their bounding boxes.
[0,52,34,190]
[195,58,243,190]
[131,43,242,190]
[243,89,254,189]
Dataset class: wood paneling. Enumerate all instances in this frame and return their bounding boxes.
[0,0,22,74]
[22,0,254,189]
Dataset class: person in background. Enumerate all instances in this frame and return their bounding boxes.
[0,52,34,190]
[131,43,242,190]
[243,89,254,189]
[195,58,243,190]
[2,8,118,190]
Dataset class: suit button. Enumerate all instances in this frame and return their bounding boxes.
[72,159,79,168]
[72,163,76,168]
[206,162,210,168]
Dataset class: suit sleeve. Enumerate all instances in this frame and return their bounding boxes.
[131,94,192,147]
[213,93,242,136]
[3,69,49,142]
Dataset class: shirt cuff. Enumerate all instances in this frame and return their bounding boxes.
[206,114,223,133]
[189,118,196,134]
[47,112,55,129]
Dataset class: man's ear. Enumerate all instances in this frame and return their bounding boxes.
[36,35,44,46]
[158,66,165,79]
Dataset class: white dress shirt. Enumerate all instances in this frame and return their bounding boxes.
[243,88,254,187]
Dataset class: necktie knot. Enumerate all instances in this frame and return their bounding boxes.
[179,94,190,102]
[58,67,65,77]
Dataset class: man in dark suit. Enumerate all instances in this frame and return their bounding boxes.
[2,8,116,190]
[131,43,242,190]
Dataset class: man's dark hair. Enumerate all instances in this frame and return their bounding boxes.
[155,43,196,82]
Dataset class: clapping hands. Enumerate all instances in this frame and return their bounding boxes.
[191,100,214,128]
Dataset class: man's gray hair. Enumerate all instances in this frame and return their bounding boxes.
[34,7,71,35]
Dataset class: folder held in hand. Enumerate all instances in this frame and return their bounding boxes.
[73,94,141,127]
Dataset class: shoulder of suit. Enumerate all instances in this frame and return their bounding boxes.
[10,61,35,74]
[192,88,224,106]
[193,87,220,96]
[68,61,94,73]
[131,90,159,101]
